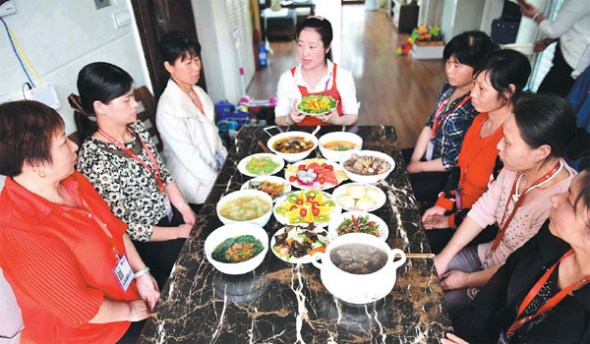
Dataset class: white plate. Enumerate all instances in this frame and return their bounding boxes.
[273,191,341,227]
[296,97,338,116]
[240,175,292,202]
[327,211,389,241]
[237,153,284,177]
[284,158,347,191]
[332,183,387,212]
[270,225,329,264]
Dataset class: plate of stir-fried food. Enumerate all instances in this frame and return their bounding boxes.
[297,95,338,116]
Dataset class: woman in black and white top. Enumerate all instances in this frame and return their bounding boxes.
[70,62,196,288]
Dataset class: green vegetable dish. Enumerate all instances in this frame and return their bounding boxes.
[337,215,380,237]
[246,156,280,175]
[212,235,264,263]
[297,95,337,115]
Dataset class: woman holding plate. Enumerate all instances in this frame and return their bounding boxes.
[274,16,359,126]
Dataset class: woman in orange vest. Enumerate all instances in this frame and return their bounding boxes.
[274,16,358,126]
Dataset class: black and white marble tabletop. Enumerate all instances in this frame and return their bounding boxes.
[139,126,453,343]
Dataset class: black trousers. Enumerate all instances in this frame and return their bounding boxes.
[425,224,498,254]
[402,148,450,211]
[537,42,575,97]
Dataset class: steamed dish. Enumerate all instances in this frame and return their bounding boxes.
[336,184,383,211]
[219,195,271,221]
[343,154,392,175]
[322,140,357,151]
[330,243,387,274]
[272,136,315,154]
[212,235,264,263]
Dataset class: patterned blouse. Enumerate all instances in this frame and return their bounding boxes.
[77,120,174,242]
[425,82,478,169]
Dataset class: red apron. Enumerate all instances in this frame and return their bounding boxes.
[292,63,343,126]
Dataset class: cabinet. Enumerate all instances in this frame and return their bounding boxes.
[390,0,419,34]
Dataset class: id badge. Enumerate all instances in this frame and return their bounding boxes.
[425,140,434,161]
[163,194,173,221]
[113,254,133,292]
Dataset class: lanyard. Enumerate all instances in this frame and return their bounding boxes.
[431,95,471,136]
[507,249,590,336]
[489,161,562,253]
[98,127,166,193]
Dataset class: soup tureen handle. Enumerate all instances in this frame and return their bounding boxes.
[390,249,407,269]
[311,252,325,269]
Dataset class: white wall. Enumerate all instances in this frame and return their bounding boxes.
[0,0,151,189]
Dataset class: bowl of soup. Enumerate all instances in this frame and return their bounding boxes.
[204,222,269,275]
[318,132,363,162]
[340,150,395,184]
[216,189,273,227]
[267,131,318,163]
[311,233,406,304]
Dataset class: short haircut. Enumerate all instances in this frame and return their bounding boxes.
[443,31,498,68]
[473,49,532,106]
[513,94,577,160]
[295,16,334,61]
[573,168,590,230]
[0,100,64,177]
[159,31,202,65]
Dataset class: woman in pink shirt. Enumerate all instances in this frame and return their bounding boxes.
[434,94,578,314]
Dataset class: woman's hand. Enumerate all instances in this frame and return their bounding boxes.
[433,254,448,278]
[422,205,446,222]
[519,2,538,18]
[440,270,470,290]
[135,273,160,311]
[423,214,449,230]
[128,300,152,322]
[406,161,423,174]
[180,207,197,226]
[319,109,338,124]
[175,224,193,239]
[441,333,469,344]
[288,100,306,124]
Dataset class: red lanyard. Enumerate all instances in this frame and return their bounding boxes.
[507,249,590,336]
[490,162,562,253]
[431,95,471,136]
[98,127,165,193]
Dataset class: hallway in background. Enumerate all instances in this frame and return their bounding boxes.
[246,5,447,149]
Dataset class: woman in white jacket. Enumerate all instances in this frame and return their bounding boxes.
[156,31,228,209]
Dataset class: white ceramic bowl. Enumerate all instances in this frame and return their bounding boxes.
[318,132,363,162]
[328,211,389,241]
[216,189,273,227]
[204,222,269,275]
[267,131,318,163]
[340,150,395,184]
[237,153,284,177]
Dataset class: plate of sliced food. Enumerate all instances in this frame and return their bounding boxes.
[327,211,389,241]
[240,176,291,201]
[297,95,337,116]
[237,153,284,177]
[273,189,341,227]
[271,223,329,264]
[284,158,348,190]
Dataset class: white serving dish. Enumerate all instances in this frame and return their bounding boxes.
[216,189,273,227]
[327,211,389,241]
[240,175,291,202]
[318,131,363,162]
[204,222,269,275]
[237,153,284,177]
[332,182,387,212]
[340,150,395,184]
[267,131,318,163]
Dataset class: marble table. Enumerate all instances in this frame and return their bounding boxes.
[139,126,453,343]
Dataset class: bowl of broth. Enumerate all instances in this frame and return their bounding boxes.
[318,132,363,162]
[216,189,273,227]
[311,233,406,304]
[267,131,318,163]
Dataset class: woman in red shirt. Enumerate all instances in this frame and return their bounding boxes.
[422,49,532,253]
[0,101,159,343]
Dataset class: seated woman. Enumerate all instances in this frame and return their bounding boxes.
[156,31,228,210]
[434,94,578,314]
[422,49,532,253]
[404,31,497,209]
[0,100,159,343]
[274,16,358,126]
[442,165,590,344]
[70,62,196,288]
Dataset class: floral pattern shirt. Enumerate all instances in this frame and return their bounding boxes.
[77,120,174,241]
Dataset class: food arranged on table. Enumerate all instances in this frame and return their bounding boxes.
[297,95,337,116]
[271,223,329,263]
[237,153,284,177]
[267,131,318,162]
[216,190,273,226]
[284,158,347,190]
[273,189,340,226]
[241,176,291,201]
[332,182,386,212]
[341,150,395,184]
[204,223,269,275]
[328,211,389,241]
[211,235,265,263]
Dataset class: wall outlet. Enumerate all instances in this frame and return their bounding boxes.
[0,0,16,17]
